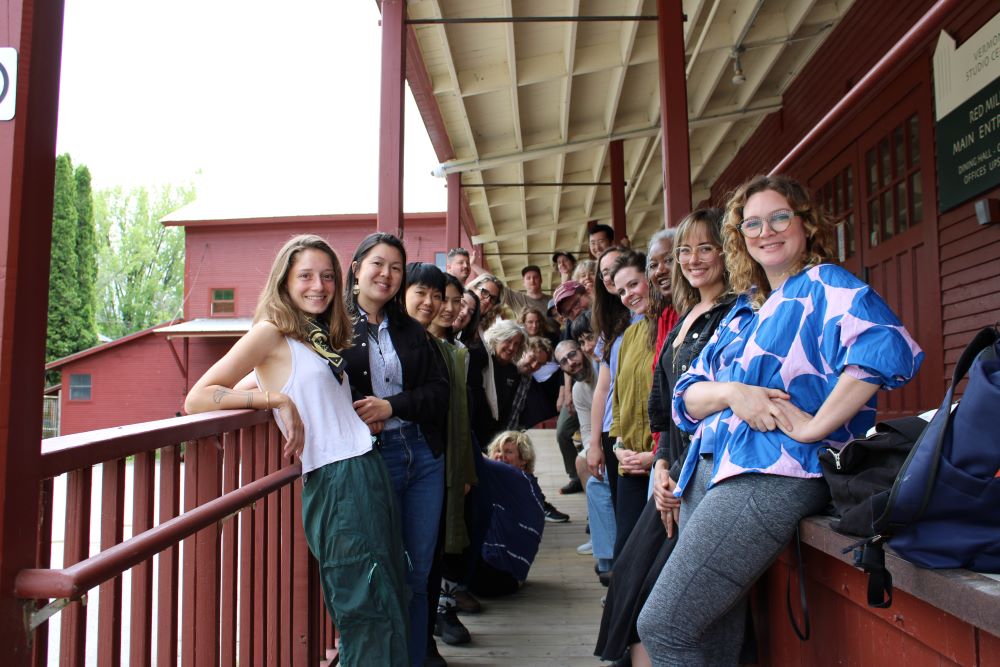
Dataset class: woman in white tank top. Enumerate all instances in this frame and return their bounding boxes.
[185,235,409,666]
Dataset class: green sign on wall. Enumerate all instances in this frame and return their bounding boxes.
[936,74,1000,212]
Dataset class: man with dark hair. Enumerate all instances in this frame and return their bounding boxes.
[588,223,614,258]
[501,264,551,318]
[445,247,472,283]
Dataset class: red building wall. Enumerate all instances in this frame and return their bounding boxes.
[176,213,447,319]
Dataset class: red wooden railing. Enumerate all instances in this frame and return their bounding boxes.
[13,410,337,666]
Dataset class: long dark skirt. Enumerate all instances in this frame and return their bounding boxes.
[595,496,676,660]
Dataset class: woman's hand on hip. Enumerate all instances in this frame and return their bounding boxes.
[771,398,820,442]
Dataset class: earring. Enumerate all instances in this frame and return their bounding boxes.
[352,281,361,296]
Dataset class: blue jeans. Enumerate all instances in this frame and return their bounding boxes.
[378,423,445,666]
[586,475,616,563]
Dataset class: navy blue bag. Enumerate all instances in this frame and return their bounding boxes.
[854,326,1000,607]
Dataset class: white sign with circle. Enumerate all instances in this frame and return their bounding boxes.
[0,48,16,121]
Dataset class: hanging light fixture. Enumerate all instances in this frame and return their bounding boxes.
[731,47,746,85]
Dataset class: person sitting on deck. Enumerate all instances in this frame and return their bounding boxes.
[471,431,546,597]
[184,235,409,666]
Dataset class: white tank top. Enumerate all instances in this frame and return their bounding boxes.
[261,337,374,475]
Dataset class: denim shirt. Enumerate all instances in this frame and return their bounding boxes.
[366,314,406,431]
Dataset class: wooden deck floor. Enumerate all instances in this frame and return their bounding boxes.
[438,429,607,666]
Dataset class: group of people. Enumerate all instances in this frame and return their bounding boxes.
[184,173,924,666]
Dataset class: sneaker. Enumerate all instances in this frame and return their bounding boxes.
[576,541,593,555]
[543,502,570,523]
[559,478,583,494]
[452,588,482,614]
[434,608,471,645]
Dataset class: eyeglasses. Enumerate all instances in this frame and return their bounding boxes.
[477,287,499,303]
[738,209,799,238]
[675,244,720,261]
[556,348,581,367]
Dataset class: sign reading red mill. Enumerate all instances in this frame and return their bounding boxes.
[934,11,1000,212]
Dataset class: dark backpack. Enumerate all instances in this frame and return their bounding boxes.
[818,416,927,538]
[823,326,1000,608]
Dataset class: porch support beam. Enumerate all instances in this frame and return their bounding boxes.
[0,0,65,663]
[610,140,627,241]
[445,173,461,249]
[407,15,658,25]
[378,0,406,236]
[656,0,691,228]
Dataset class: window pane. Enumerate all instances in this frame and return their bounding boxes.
[895,181,908,233]
[213,288,233,300]
[69,374,91,401]
[893,127,905,177]
[866,149,877,192]
[910,171,923,224]
[882,190,894,240]
[908,115,920,165]
[879,139,891,187]
[212,302,235,315]
[846,165,853,206]
[868,199,880,247]
[835,172,844,213]
[845,213,855,256]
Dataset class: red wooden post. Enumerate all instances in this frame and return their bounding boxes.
[130,451,155,667]
[219,432,239,666]
[32,479,53,667]
[0,0,65,663]
[656,0,692,228]
[378,0,407,237]
[446,173,461,250]
[59,469,91,666]
[238,427,258,667]
[156,446,180,667]
[97,457,126,665]
[609,140,627,241]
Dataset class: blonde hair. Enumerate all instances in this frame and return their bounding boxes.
[572,259,597,284]
[518,306,554,335]
[253,235,353,349]
[483,319,528,359]
[487,430,537,474]
[669,208,728,314]
[722,175,836,309]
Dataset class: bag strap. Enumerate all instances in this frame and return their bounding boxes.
[785,525,810,641]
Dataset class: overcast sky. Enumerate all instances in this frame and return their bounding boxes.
[55,0,447,216]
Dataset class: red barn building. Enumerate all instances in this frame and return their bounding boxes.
[46,210,459,435]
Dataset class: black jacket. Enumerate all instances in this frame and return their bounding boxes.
[341,310,450,457]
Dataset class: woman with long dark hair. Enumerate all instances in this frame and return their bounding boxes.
[341,234,450,666]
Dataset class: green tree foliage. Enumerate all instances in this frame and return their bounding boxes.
[47,154,80,364]
[74,164,98,351]
[94,184,195,338]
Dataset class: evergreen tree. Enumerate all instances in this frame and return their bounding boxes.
[46,154,80,365]
[74,164,98,350]
[95,183,195,338]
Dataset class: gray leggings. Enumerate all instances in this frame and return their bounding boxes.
[636,458,829,667]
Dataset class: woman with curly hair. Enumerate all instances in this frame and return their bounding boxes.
[637,175,923,665]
